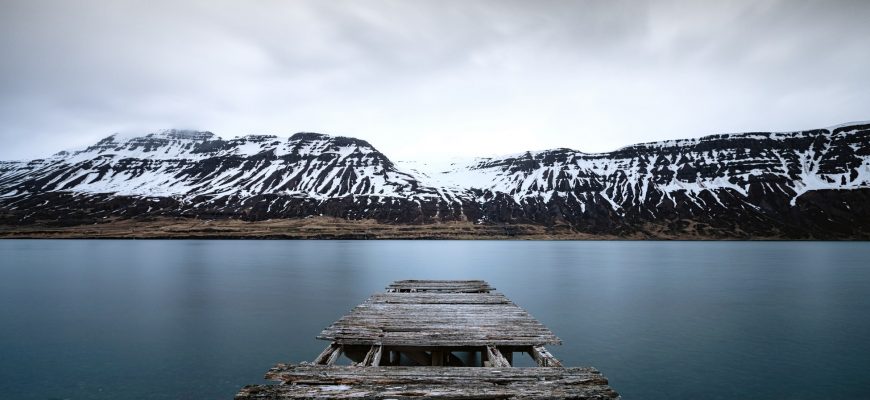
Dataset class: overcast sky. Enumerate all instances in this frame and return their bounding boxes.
[1,0,869,161]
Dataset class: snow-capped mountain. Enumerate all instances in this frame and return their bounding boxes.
[1,130,431,199]
[2,122,869,238]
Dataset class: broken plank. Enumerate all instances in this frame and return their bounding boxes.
[530,345,564,367]
[485,345,511,368]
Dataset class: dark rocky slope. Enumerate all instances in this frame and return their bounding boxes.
[1,122,869,239]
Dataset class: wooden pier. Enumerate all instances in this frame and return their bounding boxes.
[236,280,619,399]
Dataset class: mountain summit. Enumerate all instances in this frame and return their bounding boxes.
[2,122,869,239]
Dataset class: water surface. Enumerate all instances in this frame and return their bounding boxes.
[1,240,868,399]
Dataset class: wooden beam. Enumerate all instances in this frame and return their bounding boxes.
[370,345,383,366]
[356,346,377,367]
[382,345,485,353]
[325,345,343,366]
[313,343,340,365]
[446,352,465,367]
[343,345,369,363]
[530,345,563,367]
[355,345,385,367]
[485,345,511,367]
[403,350,432,366]
[431,350,444,366]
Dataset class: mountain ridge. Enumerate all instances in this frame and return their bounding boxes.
[2,121,869,239]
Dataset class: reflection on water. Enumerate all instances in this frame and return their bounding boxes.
[1,240,869,399]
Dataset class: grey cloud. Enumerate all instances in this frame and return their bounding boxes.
[1,0,869,161]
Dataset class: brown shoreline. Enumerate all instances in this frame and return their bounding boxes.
[0,216,800,240]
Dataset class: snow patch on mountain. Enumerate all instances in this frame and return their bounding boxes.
[1,122,869,218]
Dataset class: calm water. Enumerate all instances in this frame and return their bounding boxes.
[1,240,869,399]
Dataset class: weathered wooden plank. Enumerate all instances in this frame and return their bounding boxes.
[317,292,561,347]
[375,293,511,304]
[265,364,607,382]
[241,365,618,399]
[236,383,617,399]
[387,279,490,286]
[386,283,490,289]
[386,280,494,293]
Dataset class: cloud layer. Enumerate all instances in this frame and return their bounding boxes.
[2,0,869,161]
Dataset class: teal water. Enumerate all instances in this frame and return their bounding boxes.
[0,240,868,399]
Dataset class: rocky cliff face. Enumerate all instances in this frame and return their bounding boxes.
[2,123,869,238]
